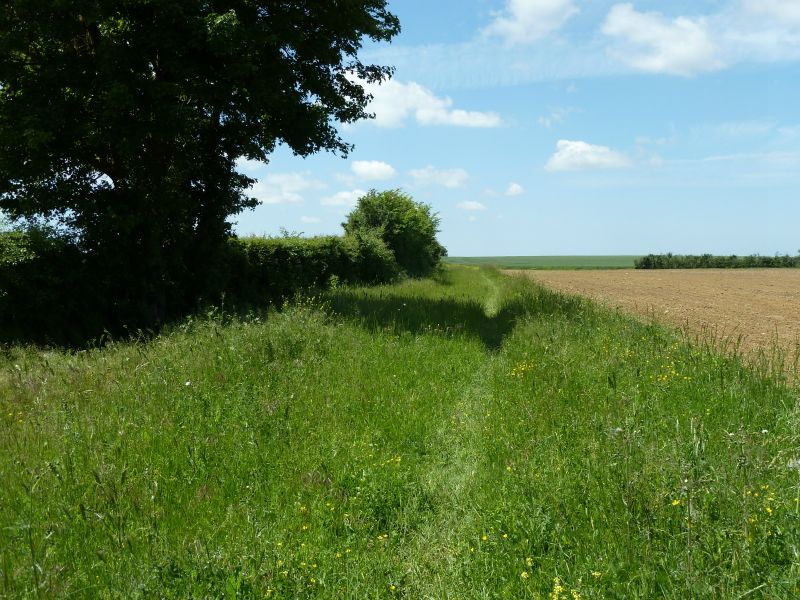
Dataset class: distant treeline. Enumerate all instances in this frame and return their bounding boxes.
[635,253,800,269]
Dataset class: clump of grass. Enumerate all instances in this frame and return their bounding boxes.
[1,265,798,598]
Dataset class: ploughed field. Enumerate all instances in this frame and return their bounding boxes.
[508,268,800,370]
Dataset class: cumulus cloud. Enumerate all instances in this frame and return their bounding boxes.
[602,3,723,76]
[300,216,321,224]
[458,201,487,211]
[506,183,525,196]
[409,166,469,188]
[364,80,502,128]
[320,189,367,208]
[483,0,579,44]
[351,160,396,181]
[248,172,324,205]
[741,0,800,26]
[545,140,631,171]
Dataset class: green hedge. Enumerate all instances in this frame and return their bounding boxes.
[224,232,399,305]
[635,253,800,269]
[0,230,103,344]
[0,230,400,345]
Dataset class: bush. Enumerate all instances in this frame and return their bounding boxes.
[342,229,400,284]
[342,189,446,277]
[0,229,101,344]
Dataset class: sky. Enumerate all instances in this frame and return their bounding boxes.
[234,0,800,257]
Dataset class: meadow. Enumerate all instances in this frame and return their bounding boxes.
[1,266,799,598]
[445,256,640,270]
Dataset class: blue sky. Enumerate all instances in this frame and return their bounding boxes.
[234,0,800,256]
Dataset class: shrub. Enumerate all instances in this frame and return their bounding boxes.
[342,189,446,277]
[342,229,400,284]
[0,229,100,344]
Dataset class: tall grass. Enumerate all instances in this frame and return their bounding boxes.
[1,266,798,598]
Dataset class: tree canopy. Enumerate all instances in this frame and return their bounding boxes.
[0,0,399,322]
[343,189,446,277]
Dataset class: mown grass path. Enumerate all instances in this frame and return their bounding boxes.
[1,266,799,598]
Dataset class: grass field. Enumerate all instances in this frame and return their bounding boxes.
[445,256,641,269]
[2,266,799,598]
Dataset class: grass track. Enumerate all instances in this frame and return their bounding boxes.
[1,266,799,598]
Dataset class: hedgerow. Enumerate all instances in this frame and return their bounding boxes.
[0,230,402,346]
[635,253,800,269]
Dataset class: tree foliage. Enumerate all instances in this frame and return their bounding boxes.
[0,0,399,323]
[342,189,446,277]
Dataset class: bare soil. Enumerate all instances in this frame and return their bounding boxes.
[507,269,800,372]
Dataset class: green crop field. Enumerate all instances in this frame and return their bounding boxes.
[2,266,798,598]
[446,255,641,269]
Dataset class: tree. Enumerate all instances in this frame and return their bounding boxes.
[343,189,446,277]
[0,1,399,324]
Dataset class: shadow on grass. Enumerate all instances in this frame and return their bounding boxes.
[324,282,588,352]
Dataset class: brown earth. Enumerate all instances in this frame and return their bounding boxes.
[506,269,800,372]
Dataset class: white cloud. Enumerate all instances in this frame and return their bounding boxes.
[741,1,800,26]
[300,216,321,224]
[320,189,367,208]
[409,166,469,188]
[506,183,525,196]
[458,201,487,211]
[235,157,265,174]
[364,79,502,128]
[602,4,723,76]
[708,120,775,137]
[483,0,579,44]
[545,140,631,171]
[351,160,396,181]
[248,172,325,205]
[538,106,575,128]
